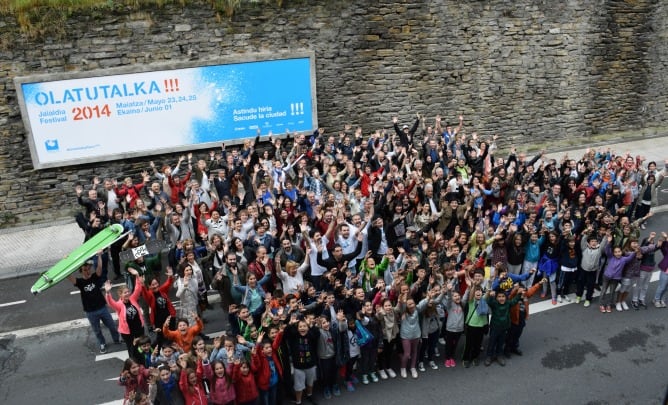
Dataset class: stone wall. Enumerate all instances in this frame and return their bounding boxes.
[0,0,667,226]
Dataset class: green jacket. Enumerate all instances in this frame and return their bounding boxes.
[360,257,389,292]
[125,252,162,281]
[487,294,521,330]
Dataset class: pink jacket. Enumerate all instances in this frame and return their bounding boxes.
[106,276,144,335]
[202,362,236,405]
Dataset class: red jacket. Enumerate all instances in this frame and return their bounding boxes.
[359,166,385,197]
[119,364,150,402]
[232,360,259,403]
[115,182,145,209]
[253,331,284,391]
[179,360,208,405]
[168,171,192,204]
[141,276,176,326]
[509,282,542,325]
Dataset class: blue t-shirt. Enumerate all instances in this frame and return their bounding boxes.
[268,357,279,387]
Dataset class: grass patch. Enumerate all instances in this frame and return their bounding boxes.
[0,0,276,38]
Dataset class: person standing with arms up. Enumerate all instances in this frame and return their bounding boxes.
[67,250,121,354]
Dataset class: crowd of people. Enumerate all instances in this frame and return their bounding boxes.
[68,114,668,405]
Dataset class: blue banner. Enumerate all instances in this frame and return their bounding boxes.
[16,56,316,168]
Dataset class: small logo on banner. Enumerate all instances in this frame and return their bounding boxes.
[44,139,59,151]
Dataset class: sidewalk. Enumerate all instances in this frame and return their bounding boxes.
[1,136,666,280]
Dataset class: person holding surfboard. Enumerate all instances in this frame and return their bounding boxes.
[67,250,121,354]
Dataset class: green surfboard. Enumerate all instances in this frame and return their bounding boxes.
[31,223,127,295]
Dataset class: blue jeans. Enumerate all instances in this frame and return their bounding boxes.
[86,306,120,346]
[654,271,668,302]
[259,384,278,405]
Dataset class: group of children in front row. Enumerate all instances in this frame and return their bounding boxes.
[114,260,559,405]
[114,225,668,405]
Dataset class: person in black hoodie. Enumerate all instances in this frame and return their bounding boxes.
[284,315,320,405]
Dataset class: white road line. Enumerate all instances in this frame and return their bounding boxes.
[1,317,113,339]
[531,271,659,314]
[95,350,126,362]
[0,300,27,308]
[97,401,123,405]
[1,292,220,339]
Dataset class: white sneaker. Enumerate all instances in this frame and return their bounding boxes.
[563,295,571,302]
[410,368,418,379]
[654,300,663,308]
[584,300,591,307]
[434,348,440,357]
[429,361,438,370]
[417,362,426,372]
[386,368,397,378]
[378,369,388,380]
[400,368,407,378]
[621,301,630,311]
[438,338,446,345]
[615,303,623,312]
[557,295,563,303]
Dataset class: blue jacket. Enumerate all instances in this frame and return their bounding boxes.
[233,272,272,314]
[491,271,531,292]
[524,235,544,262]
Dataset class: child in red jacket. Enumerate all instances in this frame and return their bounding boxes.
[178,351,209,405]
[232,356,260,405]
[253,329,284,405]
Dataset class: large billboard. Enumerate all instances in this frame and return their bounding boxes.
[14,53,317,169]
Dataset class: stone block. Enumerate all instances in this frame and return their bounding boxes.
[175,24,193,32]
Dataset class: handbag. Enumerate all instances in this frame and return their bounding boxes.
[355,320,374,347]
[476,297,490,316]
[465,301,490,335]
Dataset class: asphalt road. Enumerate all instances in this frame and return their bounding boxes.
[0,213,667,405]
[659,184,668,207]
